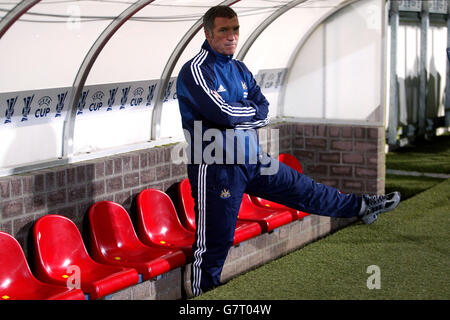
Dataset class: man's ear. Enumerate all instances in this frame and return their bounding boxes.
[204,28,212,41]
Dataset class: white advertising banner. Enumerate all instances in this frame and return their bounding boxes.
[0,79,160,128]
[0,69,284,129]
[255,68,287,93]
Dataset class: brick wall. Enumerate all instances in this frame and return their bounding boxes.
[264,122,385,195]
[0,147,187,255]
[0,121,385,300]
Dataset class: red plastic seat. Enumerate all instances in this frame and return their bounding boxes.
[178,178,262,245]
[33,215,139,300]
[238,193,293,233]
[278,153,304,173]
[136,189,195,259]
[251,153,310,220]
[177,178,197,232]
[0,231,85,300]
[88,201,186,281]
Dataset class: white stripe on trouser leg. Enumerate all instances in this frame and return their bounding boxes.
[193,164,207,296]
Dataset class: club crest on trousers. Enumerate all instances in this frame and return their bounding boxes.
[220,188,231,199]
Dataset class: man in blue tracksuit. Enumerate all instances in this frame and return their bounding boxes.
[176,6,400,297]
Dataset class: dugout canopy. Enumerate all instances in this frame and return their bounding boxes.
[0,0,385,175]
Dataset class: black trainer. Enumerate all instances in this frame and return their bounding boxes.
[359,192,401,224]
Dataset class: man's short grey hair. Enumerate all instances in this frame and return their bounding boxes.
[203,5,237,34]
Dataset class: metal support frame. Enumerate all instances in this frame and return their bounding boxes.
[322,23,327,119]
[380,0,389,131]
[0,0,40,39]
[62,0,155,158]
[418,0,429,136]
[387,0,399,145]
[151,0,239,141]
[445,4,450,127]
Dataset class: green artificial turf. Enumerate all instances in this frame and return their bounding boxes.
[385,174,445,201]
[386,134,450,174]
[196,178,450,300]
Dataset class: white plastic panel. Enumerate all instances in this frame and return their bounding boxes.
[283,24,325,118]
[283,0,384,123]
[0,85,68,168]
[324,0,382,121]
[159,99,183,139]
[0,122,63,169]
[72,79,158,153]
[384,20,391,128]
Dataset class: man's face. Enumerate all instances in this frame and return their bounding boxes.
[205,16,240,56]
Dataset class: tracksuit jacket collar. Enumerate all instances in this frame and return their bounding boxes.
[202,40,233,63]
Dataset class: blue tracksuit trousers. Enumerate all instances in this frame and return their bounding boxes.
[187,155,362,296]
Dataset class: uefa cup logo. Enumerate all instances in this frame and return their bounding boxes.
[21,95,34,122]
[4,96,18,124]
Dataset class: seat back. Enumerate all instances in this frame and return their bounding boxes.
[278,153,303,173]
[251,154,307,218]
[239,193,257,213]
[137,189,188,243]
[178,179,196,231]
[33,215,92,279]
[89,201,144,256]
[0,231,34,286]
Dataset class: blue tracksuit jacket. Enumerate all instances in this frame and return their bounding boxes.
[176,40,269,164]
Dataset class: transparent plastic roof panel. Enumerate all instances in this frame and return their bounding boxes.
[0,0,129,92]
[280,0,385,123]
[242,0,353,120]
[243,0,345,71]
